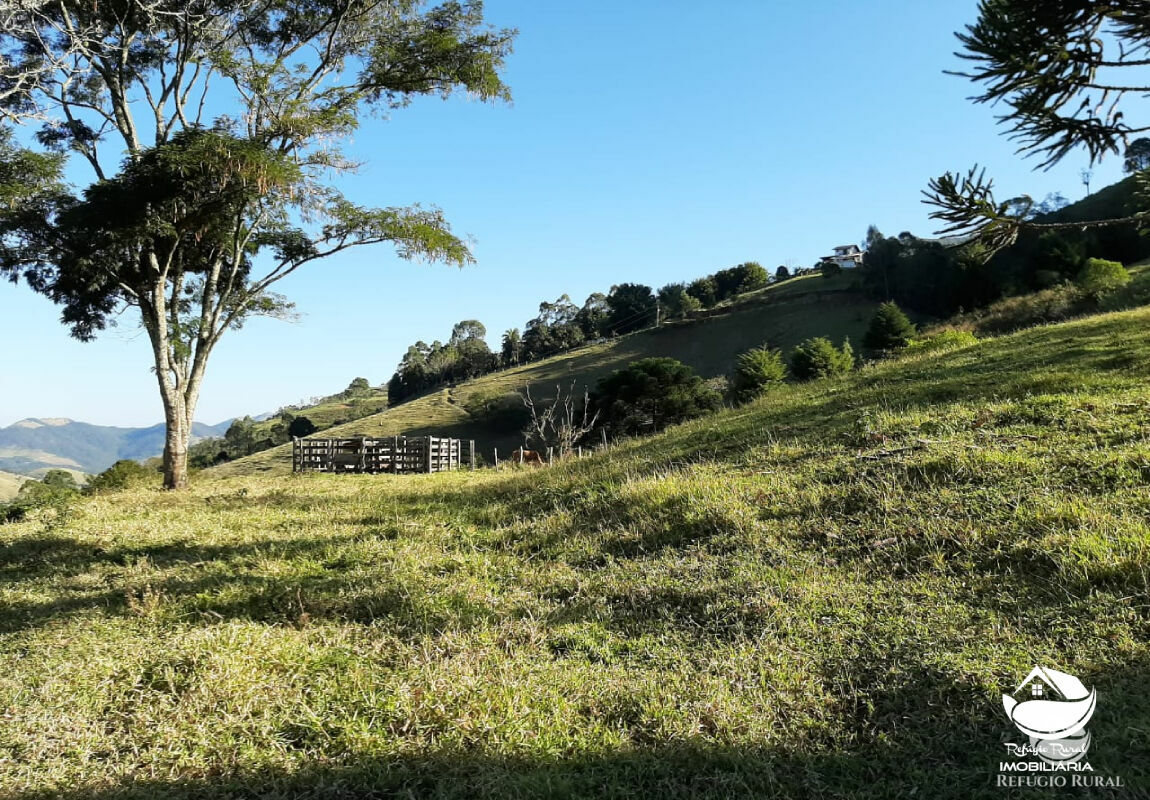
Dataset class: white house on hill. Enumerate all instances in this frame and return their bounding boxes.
[823,244,863,269]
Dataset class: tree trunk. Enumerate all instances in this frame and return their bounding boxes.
[161,402,190,490]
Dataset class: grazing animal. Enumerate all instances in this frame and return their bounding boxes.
[511,448,545,467]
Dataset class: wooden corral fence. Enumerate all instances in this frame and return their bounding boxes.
[293,435,475,474]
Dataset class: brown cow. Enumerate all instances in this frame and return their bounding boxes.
[511,448,546,467]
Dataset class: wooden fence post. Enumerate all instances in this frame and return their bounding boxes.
[469,440,475,471]
[494,447,499,468]
[601,429,607,448]
[547,446,553,466]
[519,447,524,465]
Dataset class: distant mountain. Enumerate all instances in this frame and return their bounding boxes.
[0,418,232,477]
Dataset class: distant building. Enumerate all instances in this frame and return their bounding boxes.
[822,244,864,269]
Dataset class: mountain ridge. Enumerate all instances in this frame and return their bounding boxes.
[0,418,233,477]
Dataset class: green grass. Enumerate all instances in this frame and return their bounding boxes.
[212,279,878,476]
[1,305,1148,798]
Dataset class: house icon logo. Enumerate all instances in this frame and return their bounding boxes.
[1002,666,1096,763]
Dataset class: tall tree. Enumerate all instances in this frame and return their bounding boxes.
[924,1,1150,253]
[605,283,656,334]
[501,327,522,367]
[0,1,515,488]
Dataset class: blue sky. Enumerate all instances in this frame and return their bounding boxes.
[0,0,1128,428]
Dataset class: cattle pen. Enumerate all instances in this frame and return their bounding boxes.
[293,435,475,474]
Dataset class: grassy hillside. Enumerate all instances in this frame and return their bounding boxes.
[212,274,876,476]
[0,470,26,502]
[2,305,1147,798]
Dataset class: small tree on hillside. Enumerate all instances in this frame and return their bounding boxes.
[288,417,317,438]
[790,337,854,381]
[657,283,702,320]
[863,302,917,353]
[686,276,719,308]
[41,470,79,491]
[594,358,721,436]
[730,347,786,403]
[343,378,371,398]
[606,283,657,334]
[775,266,791,281]
[1077,258,1131,300]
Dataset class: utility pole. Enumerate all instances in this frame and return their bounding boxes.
[655,299,661,327]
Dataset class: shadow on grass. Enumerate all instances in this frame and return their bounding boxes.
[13,657,1147,800]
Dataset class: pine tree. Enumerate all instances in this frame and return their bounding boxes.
[863,302,917,353]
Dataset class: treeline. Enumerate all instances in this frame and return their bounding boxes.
[388,262,772,404]
[860,176,1150,317]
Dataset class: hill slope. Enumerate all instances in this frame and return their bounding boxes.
[2,305,1147,797]
[212,273,877,476]
[0,418,232,476]
[0,469,26,502]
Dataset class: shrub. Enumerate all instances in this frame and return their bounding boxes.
[288,416,318,438]
[863,301,916,353]
[2,477,78,524]
[85,459,156,494]
[730,347,786,402]
[594,357,722,436]
[906,330,980,353]
[686,276,718,308]
[1077,258,1131,298]
[789,337,854,380]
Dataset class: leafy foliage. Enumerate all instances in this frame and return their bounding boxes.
[288,417,318,438]
[594,358,722,436]
[0,0,516,488]
[84,459,156,494]
[863,302,917,353]
[606,283,657,335]
[730,347,786,402]
[789,337,854,381]
[1077,258,1131,298]
[657,283,702,320]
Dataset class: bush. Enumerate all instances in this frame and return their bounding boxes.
[2,477,78,525]
[686,276,718,308]
[288,416,318,438]
[1077,258,1131,298]
[594,357,722,436]
[789,337,854,381]
[730,347,786,402]
[906,330,980,353]
[863,301,916,353]
[85,459,156,494]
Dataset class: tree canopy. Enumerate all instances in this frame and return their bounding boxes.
[0,0,516,488]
